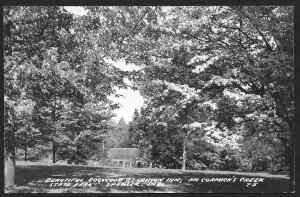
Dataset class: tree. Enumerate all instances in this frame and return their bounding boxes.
[4,6,156,187]
[15,126,36,161]
[120,6,293,179]
[109,117,130,148]
[127,109,140,147]
[56,100,116,164]
[130,46,211,170]
[4,6,75,173]
[4,6,293,191]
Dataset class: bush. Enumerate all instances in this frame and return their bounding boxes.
[187,160,208,170]
[219,149,241,171]
[191,148,241,171]
[210,162,223,170]
[15,147,46,161]
[199,152,220,168]
[252,158,269,171]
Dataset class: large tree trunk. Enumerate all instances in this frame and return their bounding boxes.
[5,108,16,189]
[289,148,294,192]
[5,131,16,189]
[5,131,16,188]
[278,126,294,192]
[5,151,15,189]
[288,127,294,192]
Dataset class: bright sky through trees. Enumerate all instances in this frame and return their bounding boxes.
[4,6,294,191]
[106,59,144,123]
[64,6,87,16]
[64,6,144,123]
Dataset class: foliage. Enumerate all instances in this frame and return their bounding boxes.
[4,7,294,188]
[108,117,130,148]
[121,6,293,174]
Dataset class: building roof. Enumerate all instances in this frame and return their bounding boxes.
[107,148,138,160]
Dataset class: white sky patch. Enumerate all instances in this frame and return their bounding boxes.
[105,59,144,124]
[111,88,144,124]
[105,58,142,72]
[64,6,88,16]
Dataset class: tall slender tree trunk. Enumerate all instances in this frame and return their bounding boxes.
[181,135,187,170]
[52,92,57,163]
[24,144,27,162]
[182,136,186,170]
[102,139,105,166]
[288,127,294,192]
[24,131,27,161]
[149,162,153,168]
[52,141,56,163]
[76,146,79,165]
[182,130,191,171]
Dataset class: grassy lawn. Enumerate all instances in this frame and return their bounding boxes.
[8,161,290,193]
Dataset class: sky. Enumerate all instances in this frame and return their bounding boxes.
[107,60,144,124]
[64,6,144,124]
[64,6,87,16]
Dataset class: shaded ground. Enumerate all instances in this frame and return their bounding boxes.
[8,161,290,193]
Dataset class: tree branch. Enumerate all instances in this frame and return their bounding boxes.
[241,8,273,52]
[232,82,251,94]
[118,8,149,45]
[219,25,257,43]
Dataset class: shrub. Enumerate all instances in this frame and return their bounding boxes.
[252,158,269,171]
[187,160,208,170]
[219,149,241,171]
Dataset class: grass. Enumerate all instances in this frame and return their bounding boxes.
[7,160,291,193]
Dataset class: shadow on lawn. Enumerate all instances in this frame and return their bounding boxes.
[13,162,290,193]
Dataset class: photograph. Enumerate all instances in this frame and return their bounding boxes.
[4,5,295,193]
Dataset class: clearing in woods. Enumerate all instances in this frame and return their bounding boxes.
[9,161,289,193]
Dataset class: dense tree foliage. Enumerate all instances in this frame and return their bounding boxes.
[108,117,130,148]
[124,6,294,187]
[4,6,294,191]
